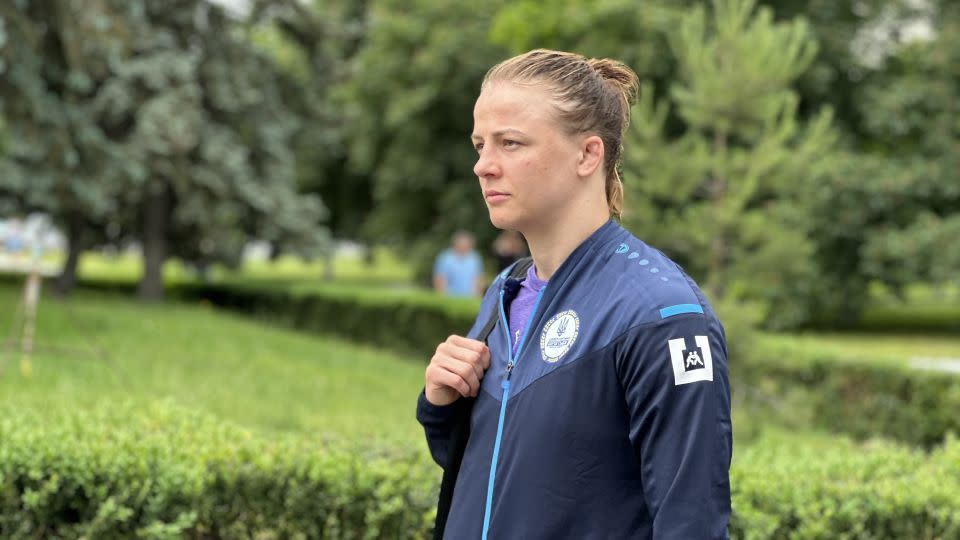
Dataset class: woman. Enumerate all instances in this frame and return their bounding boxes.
[417,49,732,539]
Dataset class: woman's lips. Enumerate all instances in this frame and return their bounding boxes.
[484,191,510,204]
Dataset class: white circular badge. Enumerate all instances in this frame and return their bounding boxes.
[540,310,580,363]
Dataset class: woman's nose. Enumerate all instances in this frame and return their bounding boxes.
[474,149,499,178]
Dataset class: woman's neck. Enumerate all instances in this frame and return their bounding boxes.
[523,210,610,281]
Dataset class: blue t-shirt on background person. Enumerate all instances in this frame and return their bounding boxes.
[433,249,483,297]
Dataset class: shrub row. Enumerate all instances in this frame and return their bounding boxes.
[734,339,960,447]
[857,302,960,334]
[174,280,480,360]
[0,402,435,539]
[2,403,959,539]
[730,431,960,539]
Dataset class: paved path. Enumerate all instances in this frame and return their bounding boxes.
[909,357,960,374]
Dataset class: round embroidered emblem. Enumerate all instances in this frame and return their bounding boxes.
[540,310,580,363]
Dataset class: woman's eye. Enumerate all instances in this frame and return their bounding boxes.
[503,140,520,148]
[474,143,484,153]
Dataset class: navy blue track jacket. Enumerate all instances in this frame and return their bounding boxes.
[417,220,732,539]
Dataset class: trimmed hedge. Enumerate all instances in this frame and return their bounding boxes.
[857,303,960,334]
[2,403,959,539]
[0,402,435,539]
[736,339,960,447]
[173,280,480,359]
[730,431,960,539]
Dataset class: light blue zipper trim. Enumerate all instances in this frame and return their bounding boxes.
[481,285,546,540]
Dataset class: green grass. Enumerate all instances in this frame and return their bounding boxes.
[758,331,960,363]
[238,249,414,284]
[0,282,428,449]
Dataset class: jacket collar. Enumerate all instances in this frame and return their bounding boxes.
[544,219,621,288]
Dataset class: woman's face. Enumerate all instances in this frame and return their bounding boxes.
[471,82,584,233]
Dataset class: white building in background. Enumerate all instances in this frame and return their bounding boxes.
[851,0,935,68]
[0,213,64,254]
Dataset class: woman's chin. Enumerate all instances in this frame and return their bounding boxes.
[487,209,520,231]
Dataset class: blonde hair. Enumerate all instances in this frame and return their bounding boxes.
[481,49,640,220]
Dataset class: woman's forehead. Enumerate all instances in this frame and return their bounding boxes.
[473,82,557,130]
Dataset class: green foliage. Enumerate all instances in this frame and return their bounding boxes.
[490,0,687,88]
[249,0,372,241]
[3,403,960,539]
[335,0,509,278]
[786,2,960,326]
[730,431,960,539]
[624,0,838,330]
[797,154,960,327]
[0,0,329,298]
[175,280,480,359]
[858,303,960,334]
[757,0,909,136]
[0,402,435,539]
[739,333,960,447]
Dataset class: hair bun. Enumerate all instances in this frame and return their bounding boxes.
[587,58,640,107]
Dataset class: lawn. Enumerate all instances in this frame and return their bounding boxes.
[758,331,960,364]
[45,247,415,286]
[0,282,428,449]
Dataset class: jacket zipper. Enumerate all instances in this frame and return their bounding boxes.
[481,285,546,540]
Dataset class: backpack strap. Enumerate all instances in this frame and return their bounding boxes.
[475,257,533,342]
[432,256,532,539]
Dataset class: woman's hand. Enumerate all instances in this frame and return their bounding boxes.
[424,335,491,406]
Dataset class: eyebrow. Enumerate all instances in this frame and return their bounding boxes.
[470,128,528,141]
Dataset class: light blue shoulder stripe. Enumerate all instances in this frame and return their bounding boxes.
[659,303,703,319]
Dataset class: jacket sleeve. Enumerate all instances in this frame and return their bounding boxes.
[615,313,733,539]
[416,389,460,468]
[415,279,501,468]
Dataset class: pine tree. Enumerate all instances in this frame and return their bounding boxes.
[624,0,836,326]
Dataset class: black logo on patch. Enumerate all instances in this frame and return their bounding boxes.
[684,347,706,372]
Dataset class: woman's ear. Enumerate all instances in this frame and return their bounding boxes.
[577,135,604,178]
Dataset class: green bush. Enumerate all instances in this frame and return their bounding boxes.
[857,302,960,334]
[0,402,435,539]
[735,338,960,447]
[173,281,481,359]
[731,431,960,539]
[3,403,959,539]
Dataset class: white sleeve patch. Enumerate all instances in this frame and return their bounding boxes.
[667,335,714,386]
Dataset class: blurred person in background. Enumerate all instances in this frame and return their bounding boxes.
[492,229,527,273]
[418,49,731,539]
[433,230,485,297]
[3,218,25,259]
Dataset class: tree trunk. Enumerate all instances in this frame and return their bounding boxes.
[708,130,728,300]
[138,181,169,301]
[55,215,83,297]
[322,252,334,281]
